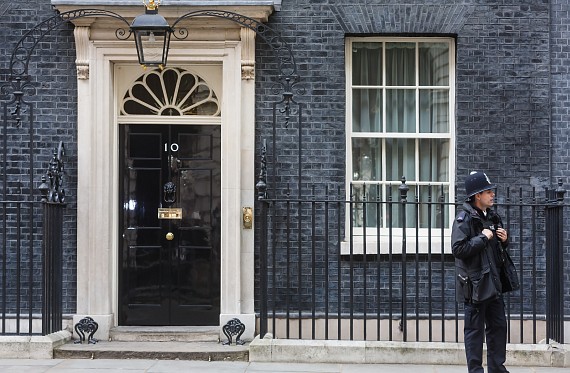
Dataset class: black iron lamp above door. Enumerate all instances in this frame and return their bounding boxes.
[130,0,172,68]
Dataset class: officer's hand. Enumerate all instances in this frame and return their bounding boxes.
[482,228,494,240]
[496,227,508,242]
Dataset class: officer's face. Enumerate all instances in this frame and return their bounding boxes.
[475,189,495,209]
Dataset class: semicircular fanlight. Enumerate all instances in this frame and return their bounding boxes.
[121,67,220,116]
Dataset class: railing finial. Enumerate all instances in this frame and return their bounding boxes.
[399,176,409,203]
[256,139,268,200]
[555,178,566,202]
[40,141,66,204]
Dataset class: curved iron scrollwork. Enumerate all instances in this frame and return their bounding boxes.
[3,8,303,126]
[2,9,130,126]
[172,10,296,78]
[39,142,66,204]
[171,10,302,126]
[222,318,246,345]
[0,76,36,127]
[73,316,99,344]
[9,9,130,80]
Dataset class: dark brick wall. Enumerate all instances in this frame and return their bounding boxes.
[258,0,553,198]
[1,0,568,323]
[455,1,551,189]
[257,0,568,317]
[0,0,78,314]
[551,0,570,180]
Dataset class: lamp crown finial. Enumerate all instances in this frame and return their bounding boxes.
[144,0,160,11]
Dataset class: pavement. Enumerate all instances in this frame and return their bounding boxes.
[0,359,568,373]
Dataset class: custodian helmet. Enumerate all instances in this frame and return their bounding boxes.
[464,171,496,198]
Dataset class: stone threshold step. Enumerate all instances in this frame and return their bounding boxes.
[54,341,249,361]
[109,326,220,342]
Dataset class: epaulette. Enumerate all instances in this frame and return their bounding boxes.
[456,210,468,223]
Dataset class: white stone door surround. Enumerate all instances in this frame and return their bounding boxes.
[54,3,275,341]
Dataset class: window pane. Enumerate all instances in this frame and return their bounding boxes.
[419,43,449,86]
[352,42,382,86]
[385,139,415,181]
[121,68,220,116]
[351,184,382,228]
[386,89,415,132]
[387,185,416,228]
[418,185,449,229]
[386,42,415,86]
[419,89,449,133]
[353,89,382,132]
[352,138,381,181]
[419,139,449,182]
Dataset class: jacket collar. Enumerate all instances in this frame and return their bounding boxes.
[461,202,485,221]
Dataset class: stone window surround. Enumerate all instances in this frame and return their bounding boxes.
[343,37,457,255]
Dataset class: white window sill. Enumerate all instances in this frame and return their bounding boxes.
[340,232,452,255]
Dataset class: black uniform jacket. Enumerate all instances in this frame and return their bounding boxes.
[451,202,509,303]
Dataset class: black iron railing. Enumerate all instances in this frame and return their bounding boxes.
[0,200,41,335]
[257,178,567,344]
[0,143,66,336]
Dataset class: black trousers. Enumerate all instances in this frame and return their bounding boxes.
[464,297,509,373]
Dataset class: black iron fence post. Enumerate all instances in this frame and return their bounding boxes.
[39,143,66,335]
[40,201,64,335]
[545,179,566,344]
[399,177,409,341]
[555,182,566,345]
[256,140,269,338]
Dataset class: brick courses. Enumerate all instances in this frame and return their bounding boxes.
[1,0,78,314]
[0,0,568,321]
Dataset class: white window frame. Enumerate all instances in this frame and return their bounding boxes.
[343,37,456,255]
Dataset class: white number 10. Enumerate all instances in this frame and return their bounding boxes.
[164,143,179,152]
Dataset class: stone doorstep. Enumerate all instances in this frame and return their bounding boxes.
[56,326,249,361]
[249,336,570,367]
[54,340,249,361]
[109,326,221,343]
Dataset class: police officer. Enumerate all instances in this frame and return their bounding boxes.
[452,171,510,373]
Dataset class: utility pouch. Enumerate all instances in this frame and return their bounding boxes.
[458,274,472,302]
[470,267,496,303]
[499,248,520,293]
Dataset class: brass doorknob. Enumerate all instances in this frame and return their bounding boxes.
[166,232,174,241]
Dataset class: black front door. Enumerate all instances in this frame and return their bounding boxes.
[119,124,221,326]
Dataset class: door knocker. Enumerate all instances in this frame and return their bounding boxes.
[163,181,176,204]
